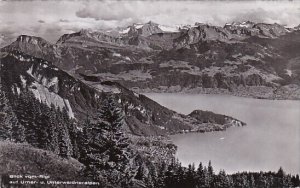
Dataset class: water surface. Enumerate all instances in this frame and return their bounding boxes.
[144,93,300,174]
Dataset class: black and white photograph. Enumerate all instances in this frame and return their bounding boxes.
[0,0,299,187]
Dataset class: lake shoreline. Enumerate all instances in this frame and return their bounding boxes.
[144,93,300,174]
[137,85,300,101]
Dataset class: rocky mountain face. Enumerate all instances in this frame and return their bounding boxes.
[127,21,164,37]
[0,50,243,137]
[2,21,300,100]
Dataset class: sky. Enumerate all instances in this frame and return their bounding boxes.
[0,0,300,47]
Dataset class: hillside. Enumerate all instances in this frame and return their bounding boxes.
[0,141,83,179]
[0,50,243,136]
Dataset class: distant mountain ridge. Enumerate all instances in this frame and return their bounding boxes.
[2,21,300,100]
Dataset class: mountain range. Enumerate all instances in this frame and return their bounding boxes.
[2,21,300,100]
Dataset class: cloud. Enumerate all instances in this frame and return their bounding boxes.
[75,1,300,27]
[76,2,137,21]
[230,7,300,26]
[0,35,8,47]
[59,19,69,23]
[0,1,87,45]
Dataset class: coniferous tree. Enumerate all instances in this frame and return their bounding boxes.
[81,113,108,179]
[207,160,214,187]
[78,114,92,166]
[16,91,40,146]
[250,174,256,188]
[241,174,250,188]
[82,96,132,185]
[35,106,51,150]
[155,161,167,188]
[283,174,293,188]
[179,165,187,187]
[11,121,26,143]
[291,174,300,187]
[47,104,60,154]
[267,175,274,188]
[203,166,210,188]
[227,176,234,188]
[0,86,13,141]
[276,167,286,187]
[0,86,25,143]
[185,163,196,188]
[61,107,79,158]
[57,107,73,158]
[164,164,175,188]
[98,97,130,169]
[135,164,146,181]
[234,173,244,188]
[69,121,80,158]
[146,164,158,188]
[145,175,155,188]
[257,171,268,188]
[215,170,231,188]
[197,162,206,187]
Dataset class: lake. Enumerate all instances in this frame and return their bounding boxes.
[144,93,300,174]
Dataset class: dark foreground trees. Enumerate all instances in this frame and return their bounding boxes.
[154,160,300,188]
[80,96,134,187]
[0,84,25,142]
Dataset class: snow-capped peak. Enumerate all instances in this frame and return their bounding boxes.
[119,27,130,34]
[133,23,144,29]
[294,24,300,31]
[118,21,180,34]
[158,24,180,33]
[16,35,50,45]
[225,21,254,28]
[117,22,151,35]
[239,21,255,28]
